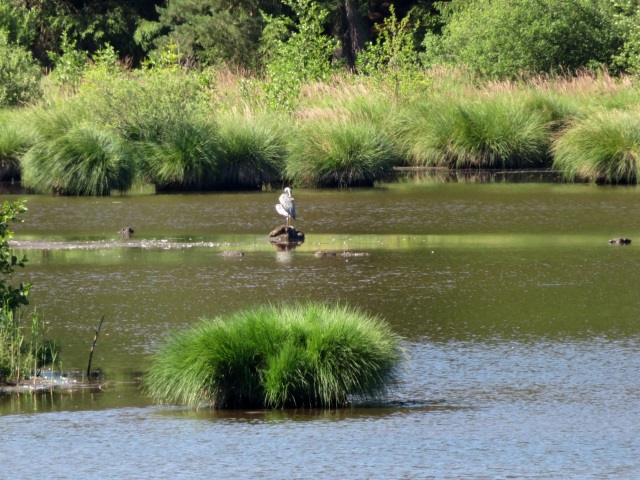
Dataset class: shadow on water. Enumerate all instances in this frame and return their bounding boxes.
[151,399,466,424]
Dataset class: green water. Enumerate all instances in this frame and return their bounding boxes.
[1,174,639,478]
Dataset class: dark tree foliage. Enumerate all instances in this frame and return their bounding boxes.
[10,0,163,66]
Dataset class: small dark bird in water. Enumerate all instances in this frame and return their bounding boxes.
[119,227,134,239]
[609,237,631,245]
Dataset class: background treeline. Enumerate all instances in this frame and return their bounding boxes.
[1,0,640,193]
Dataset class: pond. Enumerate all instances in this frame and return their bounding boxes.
[1,171,640,478]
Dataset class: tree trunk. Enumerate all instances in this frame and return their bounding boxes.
[340,0,370,70]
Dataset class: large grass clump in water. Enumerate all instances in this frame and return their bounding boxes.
[20,107,135,195]
[143,303,405,409]
[552,109,640,184]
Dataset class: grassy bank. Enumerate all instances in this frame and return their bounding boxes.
[143,303,405,409]
[2,67,640,193]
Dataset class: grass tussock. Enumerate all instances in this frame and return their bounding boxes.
[215,113,287,189]
[143,303,405,409]
[137,119,220,192]
[552,109,640,184]
[0,111,33,181]
[398,96,551,169]
[18,105,135,195]
[286,118,398,187]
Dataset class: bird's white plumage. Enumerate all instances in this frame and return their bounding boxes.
[275,187,296,227]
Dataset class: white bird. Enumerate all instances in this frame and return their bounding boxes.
[276,187,296,227]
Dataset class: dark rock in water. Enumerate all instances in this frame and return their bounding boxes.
[220,250,244,257]
[119,227,134,239]
[315,251,337,258]
[609,238,631,245]
[269,224,305,244]
[341,251,370,257]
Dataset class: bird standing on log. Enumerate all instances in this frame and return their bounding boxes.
[276,187,296,227]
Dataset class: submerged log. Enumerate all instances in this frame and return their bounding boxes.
[269,225,305,244]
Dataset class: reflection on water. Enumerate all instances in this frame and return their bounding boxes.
[2,175,640,478]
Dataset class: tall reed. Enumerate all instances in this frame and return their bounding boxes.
[552,109,640,184]
[143,303,405,409]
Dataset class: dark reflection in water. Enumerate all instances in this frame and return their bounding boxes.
[2,175,640,478]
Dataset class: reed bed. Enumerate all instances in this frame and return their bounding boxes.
[552,109,640,184]
[143,303,405,409]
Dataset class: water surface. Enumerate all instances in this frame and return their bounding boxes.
[1,175,639,478]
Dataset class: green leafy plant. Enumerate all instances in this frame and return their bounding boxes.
[260,0,337,110]
[424,0,620,78]
[356,5,426,99]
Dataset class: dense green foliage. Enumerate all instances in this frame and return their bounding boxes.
[424,0,623,78]
[0,32,42,107]
[286,116,398,187]
[0,0,639,189]
[143,303,404,408]
[398,96,551,168]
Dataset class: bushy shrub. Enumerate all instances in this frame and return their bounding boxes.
[0,31,42,107]
[143,303,405,409]
[423,0,621,78]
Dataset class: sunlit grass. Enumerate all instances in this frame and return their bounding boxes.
[22,122,135,195]
[143,303,405,409]
[0,110,33,180]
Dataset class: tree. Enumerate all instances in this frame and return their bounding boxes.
[423,0,622,78]
[260,0,336,109]
[137,0,280,67]
[612,0,640,73]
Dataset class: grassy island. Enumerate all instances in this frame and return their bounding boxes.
[143,303,405,409]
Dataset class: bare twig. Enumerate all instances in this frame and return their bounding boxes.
[87,315,105,378]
